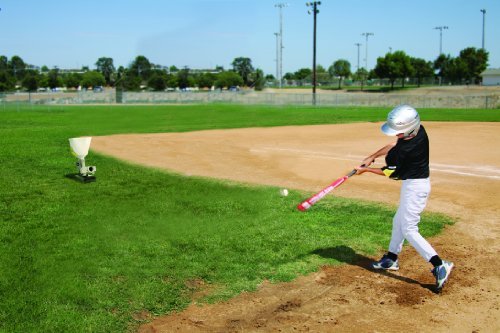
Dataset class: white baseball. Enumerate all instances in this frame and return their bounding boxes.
[280,188,289,196]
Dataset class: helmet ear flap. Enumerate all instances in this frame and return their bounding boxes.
[405,123,420,137]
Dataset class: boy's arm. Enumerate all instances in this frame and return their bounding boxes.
[355,165,385,176]
[361,142,396,166]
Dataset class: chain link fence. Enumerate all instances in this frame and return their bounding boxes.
[1,89,499,109]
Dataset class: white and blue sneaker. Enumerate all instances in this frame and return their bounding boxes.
[372,254,399,271]
[432,260,454,292]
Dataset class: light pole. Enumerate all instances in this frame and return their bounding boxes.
[274,32,280,84]
[275,3,288,88]
[355,43,362,71]
[480,9,486,49]
[434,26,448,55]
[361,32,374,70]
[306,1,321,105]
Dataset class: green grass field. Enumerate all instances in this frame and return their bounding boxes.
[1,104,497,332]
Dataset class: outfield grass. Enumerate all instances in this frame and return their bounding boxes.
[2,104,495,332]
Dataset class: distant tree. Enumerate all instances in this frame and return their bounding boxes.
[115,66,126,83]
[169,65,179,73]
[314,65,329,85]
[41,65,49,73]
[148,71,167,91]
[283,72,295,81]
[47,68,63,89]
[458,47,489,84]
[447,57,468,84]
[0,71,15,91]
[95,57,115,86]
[410,58,434,87]
[433,54,452,84]
[294,68,312,84]
[0,55,9,71]
[129,55,152,81]
[393,51,414,87]
[38,74,49,89]
[176,68,195,89]
[8,55,27,82]
[265,74,275,81]
[374,55,399,89]
[214,71,243,89]
[315,64,327,74]
[123,75,142,91]
[0,56,13,91]
[166,74,178,89]
[352,68,368,90]
[22,70,40,91]
[81,71,105,89]
[231,57,254,86]
[251,68,266,91]
[374,51,413,89]
[64,72,82,89]
[329,59,351,89]
[196,72,217,89]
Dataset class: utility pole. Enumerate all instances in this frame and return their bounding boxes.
[275,3,288,88]
[355,43,362,71]
[434,26,448,55]
[480,9,486,49]
[361,32,374,70]
[306,1,321,105]
[274,32,280,84]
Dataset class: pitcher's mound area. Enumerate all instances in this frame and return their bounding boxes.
[92,122,500,333]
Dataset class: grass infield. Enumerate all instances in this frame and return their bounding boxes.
[2,104,495,332]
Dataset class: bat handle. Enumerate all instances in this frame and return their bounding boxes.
[346,169,357,177]
[347,164,366,177]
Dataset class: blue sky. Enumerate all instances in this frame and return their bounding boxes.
[1,0,498,75]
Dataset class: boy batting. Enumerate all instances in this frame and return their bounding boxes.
[355,104,453,292]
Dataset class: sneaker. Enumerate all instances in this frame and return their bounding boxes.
[432,260,454,292]
[372,254,399,271]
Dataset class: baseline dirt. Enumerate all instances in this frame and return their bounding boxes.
[92,122,500,333]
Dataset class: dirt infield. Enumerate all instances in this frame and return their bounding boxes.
[92,122,500,333]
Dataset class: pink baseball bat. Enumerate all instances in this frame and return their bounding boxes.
[297,168,359,211]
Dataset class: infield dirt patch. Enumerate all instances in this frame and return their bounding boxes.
[92,122,500,332]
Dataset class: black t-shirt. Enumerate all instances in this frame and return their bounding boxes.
[383,125,430,180]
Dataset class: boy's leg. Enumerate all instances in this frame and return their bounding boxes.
[388,208,405,256]
[398,178,437,261]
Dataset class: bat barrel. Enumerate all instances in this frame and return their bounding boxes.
[297,202,311,211]
[296,171,355,212]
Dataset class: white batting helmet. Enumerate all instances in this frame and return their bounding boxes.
[381,104,421,137]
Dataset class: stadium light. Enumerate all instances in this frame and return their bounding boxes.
[306,1,321,105]
[354,43,362,71]
[274,32,280,83]
[275,3,288,89]
[480,9,486,50]
[361,32,374,70]
[434,26,448,55]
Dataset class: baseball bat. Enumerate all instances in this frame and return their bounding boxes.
[297,167,360,211]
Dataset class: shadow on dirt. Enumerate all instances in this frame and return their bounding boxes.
[311,245,436,293]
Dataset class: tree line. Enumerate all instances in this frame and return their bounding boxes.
[283,47,488,89]
[0,46,488,93]
[0,55,265,92]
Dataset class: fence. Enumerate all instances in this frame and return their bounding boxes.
[1,89,499,109]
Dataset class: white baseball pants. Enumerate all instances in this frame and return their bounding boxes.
[388,178,438,261]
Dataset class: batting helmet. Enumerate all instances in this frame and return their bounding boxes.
[381,104,421,137]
